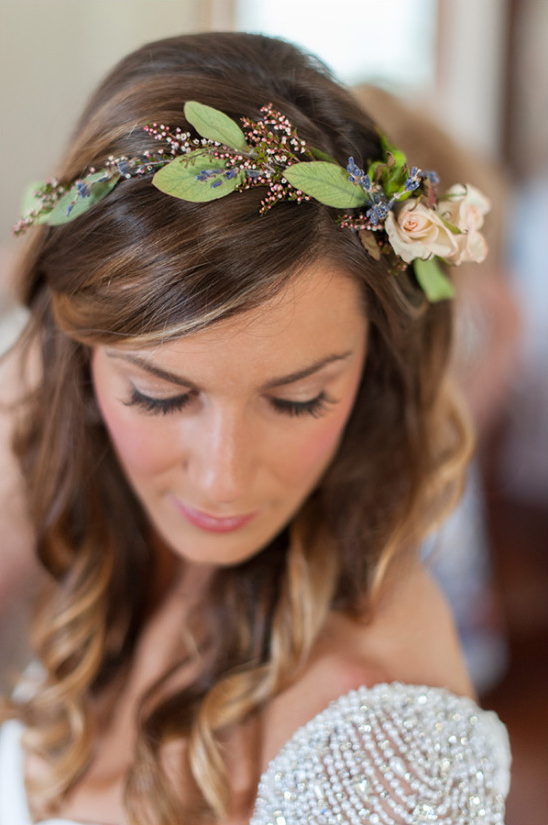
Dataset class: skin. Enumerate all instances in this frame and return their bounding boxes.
[91,261,369,570]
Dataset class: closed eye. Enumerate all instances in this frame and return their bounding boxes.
[123,387,335,419]
[123,386,192,416]
[269,392,334,418]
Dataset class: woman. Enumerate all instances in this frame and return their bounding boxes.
[0,33,510,825]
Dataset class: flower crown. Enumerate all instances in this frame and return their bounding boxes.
[14,101,490,302]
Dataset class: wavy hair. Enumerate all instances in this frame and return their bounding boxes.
[5,33,471,823]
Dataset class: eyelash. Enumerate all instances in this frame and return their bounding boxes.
[124,387,192,415]
[124,387,333,418]
[270,393,332,418]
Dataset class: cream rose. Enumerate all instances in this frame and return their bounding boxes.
[385,200,459,263]
[439,184,491,264]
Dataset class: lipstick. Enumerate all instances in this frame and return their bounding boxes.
[171,498,256,533]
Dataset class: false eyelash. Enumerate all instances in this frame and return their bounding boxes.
[124,386,192,415]
[124,386,334,418]
[270,392,333,418]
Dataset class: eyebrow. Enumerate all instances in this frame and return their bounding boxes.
[105,350,353,391]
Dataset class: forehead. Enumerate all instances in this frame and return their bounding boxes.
[113,262,367,379]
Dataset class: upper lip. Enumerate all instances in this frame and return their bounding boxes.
[175,500,256,521]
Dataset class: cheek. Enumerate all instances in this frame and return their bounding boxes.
[96,392,177,479]
[298,421,343,471]
[280,406,353,488]
[287,359,366,486]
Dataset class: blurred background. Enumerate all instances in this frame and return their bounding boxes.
[1,1,546,821]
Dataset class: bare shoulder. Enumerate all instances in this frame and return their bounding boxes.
[259,641,387,770]
[368,560,475,696]
[260,561,473,769]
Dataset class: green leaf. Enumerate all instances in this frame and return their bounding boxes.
[380,158,408,195]
[184,101,249,152]
[152,151,244,202]
[376,133,412,197]
[380,132,407,168]
[438,214,463,235]
[413,257,455,302]
[284,162,369,208]
[368,160,382,183]
[383,169,408,197]
[393,188,413,202]
[47,171,120,226]
[310,146,337,164]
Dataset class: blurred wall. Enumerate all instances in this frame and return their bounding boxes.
[0,0,236,253]
[435,0,508,158]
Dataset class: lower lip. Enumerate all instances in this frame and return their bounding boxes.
[171,498,257,533]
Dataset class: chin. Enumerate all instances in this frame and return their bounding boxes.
[154,521,280,569]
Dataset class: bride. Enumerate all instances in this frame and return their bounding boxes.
[0,31,509,825]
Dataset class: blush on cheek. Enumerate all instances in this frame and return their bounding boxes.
[97,395,171,477]
[288,414,349,486]
[288,371,364,486]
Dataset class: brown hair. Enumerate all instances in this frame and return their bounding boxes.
[7,33,470,823]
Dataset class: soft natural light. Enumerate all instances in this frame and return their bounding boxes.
[236,0,436,90]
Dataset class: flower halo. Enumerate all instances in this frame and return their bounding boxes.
[14,101,490,303]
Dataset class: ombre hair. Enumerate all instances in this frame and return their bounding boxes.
[6,32,471,824]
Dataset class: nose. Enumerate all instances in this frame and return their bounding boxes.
[186,404,253,507]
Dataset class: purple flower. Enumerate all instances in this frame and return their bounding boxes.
[423,170,440,185]
[366,204,389,225]
[405,180,420,192]
[365,193,391,225]
[347,157,373,193]
[76,181,90,198]
[196,169,222,182]
[117,160,132,178]
[347,157,363,182]
[405,167,421,192]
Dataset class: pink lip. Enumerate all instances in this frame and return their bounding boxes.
[171,498,257,533]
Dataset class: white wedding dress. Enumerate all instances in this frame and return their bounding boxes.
[0,683,510,825]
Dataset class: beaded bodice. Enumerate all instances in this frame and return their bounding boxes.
[251,683,510,825]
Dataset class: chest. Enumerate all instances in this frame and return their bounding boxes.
[26,588,262,824]
[27,705,260,825]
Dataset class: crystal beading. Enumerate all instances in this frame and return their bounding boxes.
[250,683,510,825]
